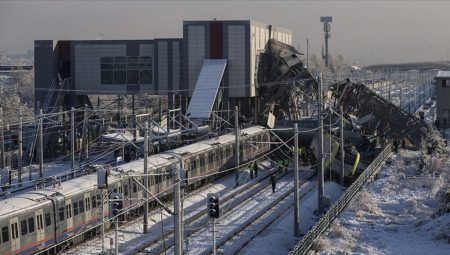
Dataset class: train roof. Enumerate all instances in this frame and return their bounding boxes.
[0,192,52,218]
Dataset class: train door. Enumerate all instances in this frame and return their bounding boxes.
[35,208,45,246]
[65,198,73,234]
[9,217,19,253]
[84,193,91,223]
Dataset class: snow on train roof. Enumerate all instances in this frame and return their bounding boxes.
[0,192,52,218]
[168,126,266,155]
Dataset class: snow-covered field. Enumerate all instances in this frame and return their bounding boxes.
[316,148,450,255]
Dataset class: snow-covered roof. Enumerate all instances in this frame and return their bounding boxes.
[436,71,450,79]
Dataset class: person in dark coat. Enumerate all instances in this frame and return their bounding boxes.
[254,161,259,177]
[270,174,277,193]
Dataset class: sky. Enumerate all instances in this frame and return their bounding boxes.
[1,0,450,66]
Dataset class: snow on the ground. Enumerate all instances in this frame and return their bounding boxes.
[238,181,345,255]
[316,149,450,255]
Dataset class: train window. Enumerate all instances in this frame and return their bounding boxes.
[208,153,214,163]
[11,223,18,240]
[79,200,84,214]
[73,202,79,216]
[133,182,137,193]
[124,184,128,196]
[66,204,72,218]
[199,157,205,167]
[96,194,102,206]
[45,213,52,227]
[91,196,97,209]
[28,218,35,233]
[85,198,90,211]
[156,175,161,184]
[20,220,27,236]
[2,226,8,243]
[59,207,65,221]
[37,214,43,230]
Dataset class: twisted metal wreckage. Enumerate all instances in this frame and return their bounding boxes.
[255,39,444,154]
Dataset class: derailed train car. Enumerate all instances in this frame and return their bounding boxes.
[0,126,270,255]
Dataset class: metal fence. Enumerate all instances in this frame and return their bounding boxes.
[289,144,392,255]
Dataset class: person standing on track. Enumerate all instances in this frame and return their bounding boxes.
[270,174,277,193]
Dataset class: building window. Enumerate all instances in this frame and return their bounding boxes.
[100,56,153,85]
[127,70,139,84]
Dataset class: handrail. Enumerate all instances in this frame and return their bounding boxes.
[289,143,392,255]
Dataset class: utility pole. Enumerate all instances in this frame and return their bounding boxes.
[173,164,182,255]
[117,95,121,126]
[18,108,22,186]
[234,106,240,187]
[39,109,44,178]
[306,38,309,69]
[71,107,75,178]
[0,107,4,169]
[132,94,136,142]
[101,189,105,253]
[293,123,300,237]
[143,121,149,234]
[340,106,345,186]
[84,105,88,160]
[318,73,325,214]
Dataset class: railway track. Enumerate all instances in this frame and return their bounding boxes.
[221,181,317,255]
[139,169,316,255]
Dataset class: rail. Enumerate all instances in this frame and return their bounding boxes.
[289,143,392,255]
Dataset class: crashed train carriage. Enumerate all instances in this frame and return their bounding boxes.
[0,126,271,255]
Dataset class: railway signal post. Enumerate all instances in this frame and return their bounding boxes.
[207,193,220,255]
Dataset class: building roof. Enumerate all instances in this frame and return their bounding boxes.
[436,71,450,79]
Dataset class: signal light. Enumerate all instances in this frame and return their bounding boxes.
[207,194,219,218]
[111,195,123,217]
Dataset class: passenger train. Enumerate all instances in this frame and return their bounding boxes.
[0,126,271,255]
